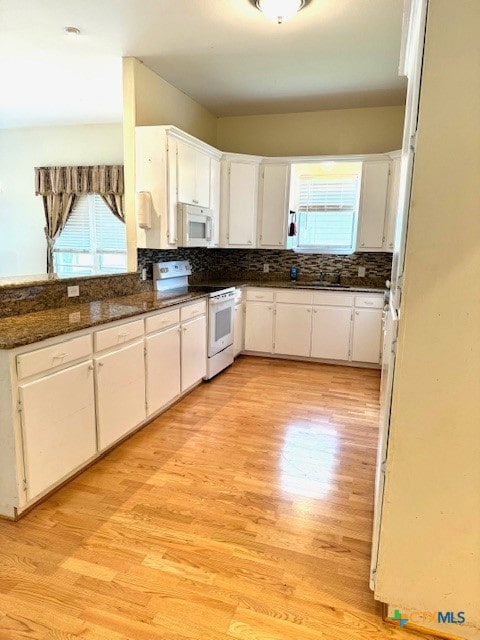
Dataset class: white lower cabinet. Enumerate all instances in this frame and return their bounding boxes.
[233,302,244,357]
[95,340,146,451]
[351,308,383,364]
[146,325,181,415]
[311,307,352,361]
[244,301,274,353]
[19,360,97,501]
[243,288,384,365]
[181,315,207,391]
[274,303,312,357]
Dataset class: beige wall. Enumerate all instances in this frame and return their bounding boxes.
[122,57,218,269]
[126,57,217,146]
[0,123,123,278]
[376,2,480,636]
[217,105,405,156]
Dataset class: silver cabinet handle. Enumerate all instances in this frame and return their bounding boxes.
[88,364,94,371]
[53,352,68,359]
[98,361,104,367]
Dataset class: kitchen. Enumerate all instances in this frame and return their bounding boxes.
[0,3,478,638]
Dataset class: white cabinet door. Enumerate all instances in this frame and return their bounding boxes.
[258,163,290,249]
[146,325,181,416]
[195,150,211,207]
[311,306,352,361]
[274,303,312,357]
[357,161,390,251]
[244,301,274,353]
[177,140,211,208]
[96,340,146,451]
[19,361,97,501]
[227,162,258,247]
[384,156,401,252]
[176,139,197,206]
[351,308,383,363]
[181,315,207,392]
[210,157,221,247]
[233,302,244,357]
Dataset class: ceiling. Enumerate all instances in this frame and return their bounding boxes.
[0,0,407,128]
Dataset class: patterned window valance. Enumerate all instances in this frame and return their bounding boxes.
[34,165,124,197]
[34,165,125,274]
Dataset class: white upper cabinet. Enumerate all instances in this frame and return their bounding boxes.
[357,161,390,252]
[177,139,211,208]
[135,126,221,249]
[210,157,221,247]
[221,156,261,248]
[257,163,290,249]
[384,154,401,252]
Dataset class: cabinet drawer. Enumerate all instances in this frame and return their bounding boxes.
[145,308,180,334]
[313,292,354,307]
[180,300,206,322]
[354,295,384,309]
[246,289,274,302]
[275,290,314,305]
[17,334,92,380]
[94,319,144,352]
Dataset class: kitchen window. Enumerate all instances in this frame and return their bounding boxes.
[289,161,362,254]
[54,193,127,277]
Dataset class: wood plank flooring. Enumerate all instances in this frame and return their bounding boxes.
[0,356,426,640]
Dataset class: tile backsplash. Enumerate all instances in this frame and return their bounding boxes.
[137,248,392,282]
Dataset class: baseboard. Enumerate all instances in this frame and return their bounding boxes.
[241,350,381,369]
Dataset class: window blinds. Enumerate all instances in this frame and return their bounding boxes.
[54,194,126,253]
[297,175,360,249]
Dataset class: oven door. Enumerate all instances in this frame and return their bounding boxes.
[208,297,234,357]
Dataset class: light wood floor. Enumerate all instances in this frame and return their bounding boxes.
[0,356,425,640]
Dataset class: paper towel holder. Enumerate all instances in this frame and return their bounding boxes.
[136,191,152,229]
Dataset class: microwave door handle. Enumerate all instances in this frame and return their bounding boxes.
[206,217,213,242]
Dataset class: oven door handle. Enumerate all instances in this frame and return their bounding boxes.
[209,297,235,306]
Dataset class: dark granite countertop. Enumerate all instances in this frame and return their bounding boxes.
[0,278,387,350]
[0,290,208,350]
[195,279,388,294]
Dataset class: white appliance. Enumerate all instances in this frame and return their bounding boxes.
[370,298,398,588]
[205,289,236,379]
[177,203,214,248]
[153,260,236,379]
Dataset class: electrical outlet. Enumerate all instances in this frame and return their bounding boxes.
[358,266,366,278]
[263,263,270,273]
[67,285,80,297]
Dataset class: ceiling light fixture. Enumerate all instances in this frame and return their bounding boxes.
[254,0,307,24]
[64,26,81,36]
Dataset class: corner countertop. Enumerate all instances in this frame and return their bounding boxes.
[0,290,208,350]
[194,279,388,294]
[0,279,387,351]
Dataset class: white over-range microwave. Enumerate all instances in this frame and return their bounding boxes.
[177,203,214,248]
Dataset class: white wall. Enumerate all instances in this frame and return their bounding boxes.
[0,123,123,277]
